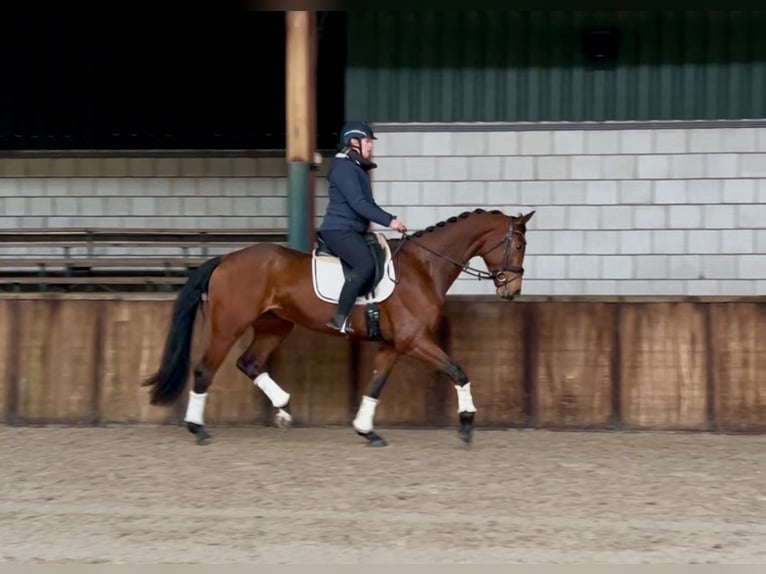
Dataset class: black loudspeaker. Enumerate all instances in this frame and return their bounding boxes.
[581,27,621,63]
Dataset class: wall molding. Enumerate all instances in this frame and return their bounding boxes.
[372,119,766,133]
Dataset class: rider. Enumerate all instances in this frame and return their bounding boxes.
[317,120,408,334]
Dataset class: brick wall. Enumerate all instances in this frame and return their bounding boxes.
[371,124,766,296]
[0,157,329,232]
[3,123,765,296]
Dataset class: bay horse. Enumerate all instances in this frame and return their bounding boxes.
[142,208,535,446]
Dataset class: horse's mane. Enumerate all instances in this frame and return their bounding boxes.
[410,207,505,238]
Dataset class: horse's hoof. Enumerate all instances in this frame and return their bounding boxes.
[187,422,212,445]
[275,402,292,429]
[357,430,387,447]
[275,408,293,430]
[196,434,211,446]
[458,411,474,446]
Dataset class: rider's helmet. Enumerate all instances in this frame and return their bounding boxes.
[339,120,377,147]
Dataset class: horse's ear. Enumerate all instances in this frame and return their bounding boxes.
[518,210,536,225]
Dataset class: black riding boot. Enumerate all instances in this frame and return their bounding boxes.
[327,274,361,333]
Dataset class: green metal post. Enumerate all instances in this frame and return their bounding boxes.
[287,160,310,252]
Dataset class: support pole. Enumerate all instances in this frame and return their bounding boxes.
[307,10,318,247]
[286,11,316,252]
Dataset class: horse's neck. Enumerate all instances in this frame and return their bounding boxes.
[407,220,490,296]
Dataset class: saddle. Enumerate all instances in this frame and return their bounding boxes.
[311,232,397,339]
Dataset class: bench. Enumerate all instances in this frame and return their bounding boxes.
[0,228,288,292]
[0,227,286,253]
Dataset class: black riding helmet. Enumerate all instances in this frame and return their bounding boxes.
[339,120,377,147]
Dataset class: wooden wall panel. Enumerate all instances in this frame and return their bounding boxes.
[445,301,526,427]
[99,300,179,424]
[620,302,708,429]
[533,302,615,428]
[1,295,765,432]
[100,300,266,426]
[15,299,100,423]
[710,302,766,432]
[269,326,351,426]
[0,300,10,421]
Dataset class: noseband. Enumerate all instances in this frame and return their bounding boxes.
[483,219,526,287]
[396,218,526,287]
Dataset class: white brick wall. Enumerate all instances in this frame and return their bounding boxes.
[371,124,766,296]
[3,124,765,296]
[0,157,331,232]
[0,156,335,259]
[0,176,294,230]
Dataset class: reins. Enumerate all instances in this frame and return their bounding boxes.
[391,232,499,281]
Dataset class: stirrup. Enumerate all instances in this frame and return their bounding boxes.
[327,316,354,334]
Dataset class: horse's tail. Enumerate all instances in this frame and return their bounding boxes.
[142,256,223,406]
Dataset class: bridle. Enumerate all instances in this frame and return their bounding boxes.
[394,217,526,287]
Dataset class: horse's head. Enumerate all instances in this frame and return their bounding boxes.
[479,210,535,301]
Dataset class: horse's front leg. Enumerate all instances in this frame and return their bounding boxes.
[406,334,476,445]
[353,343,399,447]
[236,312,295,428]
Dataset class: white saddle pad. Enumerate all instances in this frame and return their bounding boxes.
[311,233,397,305]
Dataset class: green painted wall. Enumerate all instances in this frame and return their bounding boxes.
[345,10,766,122]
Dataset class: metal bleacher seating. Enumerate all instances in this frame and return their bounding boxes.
[0,228,288,292]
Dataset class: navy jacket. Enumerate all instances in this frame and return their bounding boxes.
[318,151,395,233]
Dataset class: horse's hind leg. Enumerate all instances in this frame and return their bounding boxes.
[236,312,295,428]
[186,329,241,445]
[353,343,399,447]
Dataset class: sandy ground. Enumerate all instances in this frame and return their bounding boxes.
[0,424,764,564]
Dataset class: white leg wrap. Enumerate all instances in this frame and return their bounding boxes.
[353,395,378,433]
[184,391,207,425]
[455,383,477,413]
[254,372,290,408]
